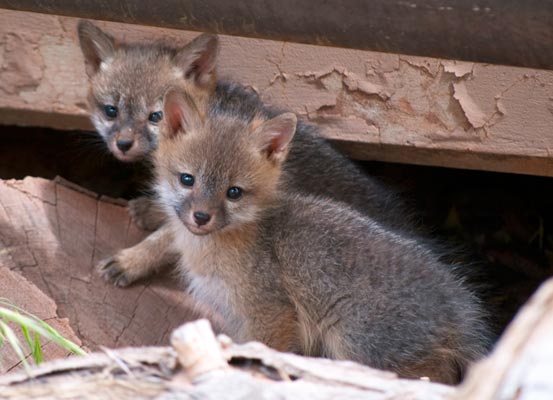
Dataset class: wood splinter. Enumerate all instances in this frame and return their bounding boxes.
[170,319,228,379]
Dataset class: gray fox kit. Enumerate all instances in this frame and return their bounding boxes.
[153,87,490,384]
[79,22,490,381]
[78,22,433,286]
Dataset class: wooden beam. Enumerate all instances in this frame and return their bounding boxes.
[0,9,552,176]
[1,0,552,69]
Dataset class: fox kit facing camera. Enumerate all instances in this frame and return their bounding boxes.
[155,88,490,384]
[77,20,217,162]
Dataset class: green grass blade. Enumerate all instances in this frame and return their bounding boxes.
[1,307,86,356]
[33,332,43,364]
[0,299,85,356]
[0,320,31,374]
[21,324,33,352]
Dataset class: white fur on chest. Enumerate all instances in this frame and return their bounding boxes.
[170,220,250,340]
[187,273,246,338]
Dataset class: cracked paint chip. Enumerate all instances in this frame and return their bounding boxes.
[453,82,487,129]
[443,61,474,78]
[343,72,391,100]
[296,65,346,80]
[495,97,507,116]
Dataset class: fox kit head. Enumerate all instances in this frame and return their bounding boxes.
[156,89,297,236]
[77,20,218,162]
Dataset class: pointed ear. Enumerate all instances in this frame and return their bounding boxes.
[254,113,297,162]
[174,33,219,88]
[162,88,200,139]
[77,20,117,77]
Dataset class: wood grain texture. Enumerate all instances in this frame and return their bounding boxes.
[457,277,553,400]
[0,176,203,355]
[0,9,552,176]
[0,267,81,373]
[2,0,552,69]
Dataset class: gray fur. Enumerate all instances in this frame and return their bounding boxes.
[157,90,491,385]
[211,81,413,233]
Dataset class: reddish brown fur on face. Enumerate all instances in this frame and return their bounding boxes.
[156,108,283,235]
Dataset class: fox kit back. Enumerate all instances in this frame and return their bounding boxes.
[154,88,490,384]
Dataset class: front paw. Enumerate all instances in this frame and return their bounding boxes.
[128,196,165,231]
[98,256,133,287]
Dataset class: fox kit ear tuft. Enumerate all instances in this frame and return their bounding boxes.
[174,33,219,88]
[162,89,200,138]
[77,20,117,77]
[255,113,297,162]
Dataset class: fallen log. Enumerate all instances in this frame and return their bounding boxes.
[0,319,454,400]
[456,277,553,400]
[3,269,553,400]
[0,267,81,373]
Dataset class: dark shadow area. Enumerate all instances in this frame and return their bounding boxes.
[0,125,151,199]
[361,162,553,334]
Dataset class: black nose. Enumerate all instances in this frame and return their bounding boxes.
[116,139,134,152]
[193,211,211,226]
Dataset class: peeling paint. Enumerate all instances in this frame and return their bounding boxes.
[399,57,440,77]
[442,61,475,78]
[0,33,44,95]
[365,54,400,76]
[452,82,488,129]
[296,65,346,80]
[343,71,391,100]
[319,71,344,91]
[495,97,507,116]
[297,66,391,100]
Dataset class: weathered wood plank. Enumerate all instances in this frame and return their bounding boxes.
[4,271,553,400]
[3,276,553,398]
[1,0,552,69]
[0,9,552,176]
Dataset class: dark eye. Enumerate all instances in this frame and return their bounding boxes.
[104,105,118,119]
[227,187,243,200]
[148,111,163,123]
[180,173,195,187]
